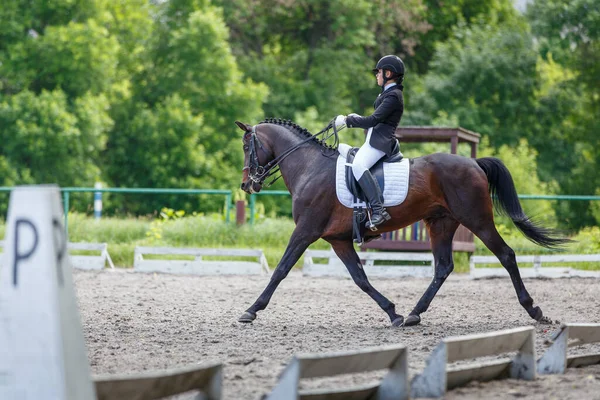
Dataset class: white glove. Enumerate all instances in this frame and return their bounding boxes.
[334,115,346,130]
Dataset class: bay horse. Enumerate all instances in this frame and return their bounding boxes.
[235,119,568,327]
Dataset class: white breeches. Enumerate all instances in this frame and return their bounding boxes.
[352,128,385,180]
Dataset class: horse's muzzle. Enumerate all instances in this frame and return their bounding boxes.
[240,181,261,194]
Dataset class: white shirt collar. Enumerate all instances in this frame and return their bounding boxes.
[384,82,397,91]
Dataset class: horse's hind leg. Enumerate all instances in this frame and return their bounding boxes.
[330,240,404,326]
[453,187,550,323]
[404,217,459,326]
[469,220,549,322]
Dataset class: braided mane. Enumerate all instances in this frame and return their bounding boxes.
[259,118,336,150]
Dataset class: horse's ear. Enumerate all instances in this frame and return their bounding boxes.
[235,121,252,132]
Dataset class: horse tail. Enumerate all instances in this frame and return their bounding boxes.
[475,157,570,248]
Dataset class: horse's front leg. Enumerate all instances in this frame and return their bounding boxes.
[330,240,404,327]
[238,227,319,323]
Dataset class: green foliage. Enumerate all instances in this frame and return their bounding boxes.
[572,227,600,254]
[101,2,268,215]
[406,21,538,147]
[214,0,429,120]
[146,207,186,243]
[0,89,111,186]
[412,0,520,72]
[140,3,268,166]
[95,0,153,77]
[0,0,597,230]
[526,0,600,228]
[103,95,209,213]
[0,0,99,55]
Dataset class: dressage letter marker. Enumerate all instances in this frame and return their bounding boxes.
[0,185,96,400]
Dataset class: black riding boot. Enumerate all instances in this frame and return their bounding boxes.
[358,171,391,231]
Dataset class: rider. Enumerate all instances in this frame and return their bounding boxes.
[335,55,405,231]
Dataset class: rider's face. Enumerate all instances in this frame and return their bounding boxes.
[375,69,384,86]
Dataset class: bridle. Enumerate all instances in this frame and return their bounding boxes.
[242,119,341,188]
[242,125,271,186]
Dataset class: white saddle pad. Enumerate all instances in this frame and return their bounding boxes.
[335,143,410,208]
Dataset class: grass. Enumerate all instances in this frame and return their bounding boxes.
[1,214,598,272]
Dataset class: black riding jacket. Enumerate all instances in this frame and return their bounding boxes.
[346,84,403,156]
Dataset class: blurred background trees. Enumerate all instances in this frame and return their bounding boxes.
[0,0,597,230]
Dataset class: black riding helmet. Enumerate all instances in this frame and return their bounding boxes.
[372,55,405,89]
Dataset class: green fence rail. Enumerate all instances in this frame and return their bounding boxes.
[248,190,291,225]
[0,187,232,235]
[517,195,600,200]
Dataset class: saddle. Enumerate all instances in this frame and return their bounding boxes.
[344,142,403,201]
[343,143,403,244]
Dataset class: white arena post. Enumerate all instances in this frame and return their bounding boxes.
[133,246,270,275]
[94,362,223,400]
[0,185,96,400]
[266,344,408,400]
[303,249,434,278]
[470,254,600,279]
[411,326,536,398]
[0,241,115,270]
[537,323,600,375]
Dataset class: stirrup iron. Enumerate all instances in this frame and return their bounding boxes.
[366,209,390,231]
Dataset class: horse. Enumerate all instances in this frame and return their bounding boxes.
[235,118,569,327]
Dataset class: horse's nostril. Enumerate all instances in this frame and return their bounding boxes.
[240,183,244,190]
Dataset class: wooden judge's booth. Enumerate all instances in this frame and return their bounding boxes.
[361,126,481,253]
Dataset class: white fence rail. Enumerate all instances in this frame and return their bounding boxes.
[266,344,408,400]
[411,326,536,398]
[537,323,600,375]
[470,254,600,279]
[303,250,434,278]
[94,362,222,400]
[0,240,114,270]
[133,246,270,275]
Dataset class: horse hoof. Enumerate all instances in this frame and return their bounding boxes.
[238,311,256,323]
[391,316,404,327]
[403,315,421,327]
[532,306,544,321]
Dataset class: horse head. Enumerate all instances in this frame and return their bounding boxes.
[235,121,273,194]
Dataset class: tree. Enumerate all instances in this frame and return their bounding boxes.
[0,0,102,95]
[0,89,111,186]
[103,2,268,213]
[103,95,211,213]
[404,20,539,147]
[214,0,429,122]
[526,0,600,228]
[410,0,520,73]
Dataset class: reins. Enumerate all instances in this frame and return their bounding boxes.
[245,118,341,188]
